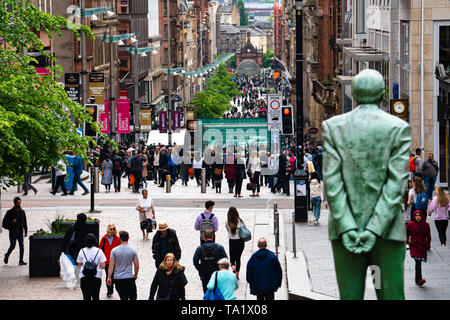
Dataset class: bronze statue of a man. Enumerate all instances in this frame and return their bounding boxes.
[322,69,411,299]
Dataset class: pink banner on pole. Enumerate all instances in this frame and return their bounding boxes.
[99,100,109,134]
[117,99,130,134]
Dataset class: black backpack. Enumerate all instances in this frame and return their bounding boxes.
[82,249,100,277]
[113,157,122,172]
[200,244,218,276]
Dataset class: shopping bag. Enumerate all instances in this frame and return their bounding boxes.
[130,174,135,185]
[59,253,76,283]
[203,272,225,300]
[239,224,252,242]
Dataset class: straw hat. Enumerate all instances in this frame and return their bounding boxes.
[157,222,169,232]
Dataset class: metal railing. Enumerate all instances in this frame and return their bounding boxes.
[273,203,279,256]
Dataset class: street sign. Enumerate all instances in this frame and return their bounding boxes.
[64,73,80,103]
[187,120,197,131]
[76,128,83,137]
[268,94,282,132]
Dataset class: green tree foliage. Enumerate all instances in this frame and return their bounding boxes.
[207,63,241,99]
[263,49,275,68]
[190,63,239,119]
[0,0,109,188]
[238,0,249,26]
[228,55,236,69]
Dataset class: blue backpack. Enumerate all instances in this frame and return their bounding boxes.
[414,192,428,210]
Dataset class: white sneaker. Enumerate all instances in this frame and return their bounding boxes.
[314,219,318,225]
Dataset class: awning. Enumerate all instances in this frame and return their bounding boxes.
[151,95,165,105]
[343,46,389,62]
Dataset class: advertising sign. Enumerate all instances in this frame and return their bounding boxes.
[140,109,152,132]
[268,94,282,132]
[99,100,109,134]
[116,99,130,134]
[64,73,80,103]
[173,110,181,133]
[159,111,168,133]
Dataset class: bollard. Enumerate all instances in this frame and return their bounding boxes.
[201,168,206,193]
[93,167,100,193]
[166,175,171,193]
[273,202,278,234]
[274,209,279,257]
[17,184,23,194]
[292,212,297,258]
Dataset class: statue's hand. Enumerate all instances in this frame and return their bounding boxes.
[342,230,360,253]
[354,230,377,254]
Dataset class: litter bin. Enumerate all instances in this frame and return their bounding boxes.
[293,168,309,222]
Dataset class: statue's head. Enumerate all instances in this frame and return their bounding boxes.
[352,69,385,105]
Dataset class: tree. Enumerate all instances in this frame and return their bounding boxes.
[238,0,249,26]
[263,49,275,68]
[0,0,108,188]
[191,91,230,119]
[190,63,239,119]
[207,63,240,99]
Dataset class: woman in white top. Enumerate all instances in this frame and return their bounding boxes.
[248,151,261,197]
[136,189,156,240]
[309,172,323,225]
[225,207,245,280]
[192,152,203,186]
[51,157,68,196]
[76,233,107,300]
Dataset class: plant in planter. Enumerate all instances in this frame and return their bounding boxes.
[51,215,100,243]
[29,216,66,278]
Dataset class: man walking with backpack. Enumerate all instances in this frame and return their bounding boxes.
[194,200,219,244]
[193,230,228,293]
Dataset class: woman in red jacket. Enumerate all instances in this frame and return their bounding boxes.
[406,210,431,287]
[99,224,121,297]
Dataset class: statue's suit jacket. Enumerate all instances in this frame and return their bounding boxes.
[322,105,411,242]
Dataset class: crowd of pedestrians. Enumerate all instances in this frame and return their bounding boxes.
[404,148,448,288]
[3,196,281,301]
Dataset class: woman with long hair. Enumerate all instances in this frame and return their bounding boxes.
[101,153,114,192]
[309,172,323,225]
[428,186,450,246]
[225,207,246,280]
[149,253,187,300]
[248,150,261,197]
[408,176,428,221]
[99,224,121,297]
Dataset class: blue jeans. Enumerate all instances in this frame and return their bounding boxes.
[113,171,122,191]
[423,176,437,199]
[71,173,89,193]
[268,175,274,189]
[311,196,321,220]
[6,232,25,261]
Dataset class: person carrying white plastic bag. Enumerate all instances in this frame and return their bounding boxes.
[60,252,76,289]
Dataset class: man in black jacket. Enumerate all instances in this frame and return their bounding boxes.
[158,148,170,188]
[193,230,228,293]
[130,150,143,193]
[3,197,28,265]
[152,222,181,269]
[272,150,288,194]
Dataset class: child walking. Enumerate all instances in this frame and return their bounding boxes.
[406,210,431,287]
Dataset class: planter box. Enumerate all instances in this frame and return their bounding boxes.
[29,235,64,277]
[52,220,100,243]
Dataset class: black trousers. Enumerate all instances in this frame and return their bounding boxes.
[132,171,142,193]
[435,220,448,245]
[235,178,243,196]
[105,264,114,295]
[53,175,67,194]
[257,293,275,301]
[251,172,261,193]
[227,179,235,193]
[415,260,422,280]
[115,278,137,300]
[80,276,102,300]
[229,239,245,272]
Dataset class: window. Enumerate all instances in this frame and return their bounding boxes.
[356,0,366,34]
[400,21,410,98]
[164,24,168,41]
[164,48,168,65]
[439,25,450,71]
